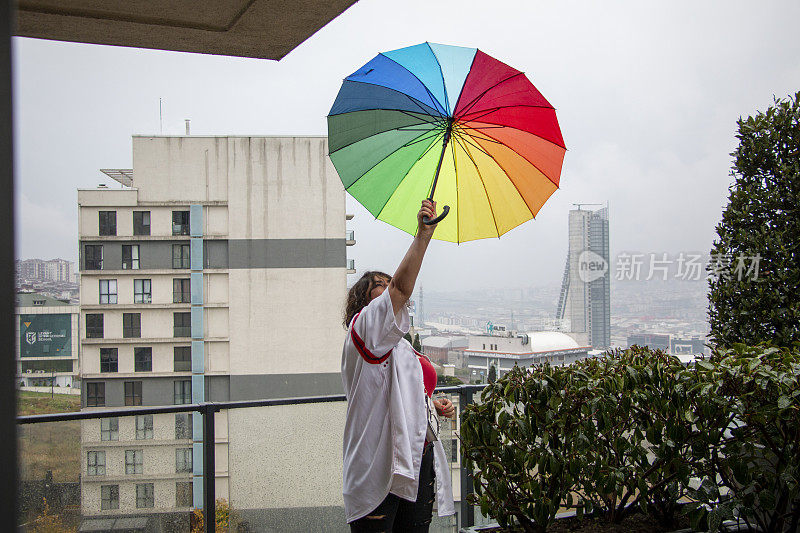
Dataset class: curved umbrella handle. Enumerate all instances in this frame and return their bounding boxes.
[422,205,450,225]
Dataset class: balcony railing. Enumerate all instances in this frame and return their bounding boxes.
[17,384,487,533]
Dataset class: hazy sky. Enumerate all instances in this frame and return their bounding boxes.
[12,0,800,291]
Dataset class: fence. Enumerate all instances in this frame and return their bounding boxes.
[17,384,487,533]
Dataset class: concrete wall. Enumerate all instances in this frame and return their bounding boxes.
[227,402,345,509]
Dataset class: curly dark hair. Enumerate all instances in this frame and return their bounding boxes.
[343,271,392,328]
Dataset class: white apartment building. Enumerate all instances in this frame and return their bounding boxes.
[78,136,351,527]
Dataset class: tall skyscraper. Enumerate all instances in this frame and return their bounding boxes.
[556,206,610,349]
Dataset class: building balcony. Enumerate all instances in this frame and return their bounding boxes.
[346,230,355,246]
[347,259,356,274]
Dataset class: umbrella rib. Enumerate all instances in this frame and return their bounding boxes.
[459,123,564,187]
[400,128,446,148]
[329,79,448,120]
[380,53,449,117]
[328,116,442,156]
[374,134,444,222]
[454,72,525,117]
[452,127,496,158]
[426,42,451,113]
[453,135,501,239]
[458,103,554,123]
[455,132,536,221]
[397,109,447,126]
[343,129,441,194]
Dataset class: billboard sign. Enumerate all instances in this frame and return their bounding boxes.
[19,314,72,357]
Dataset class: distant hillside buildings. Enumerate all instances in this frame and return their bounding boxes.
[16,258,76,283]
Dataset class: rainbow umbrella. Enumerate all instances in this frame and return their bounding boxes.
[327,42,565,243]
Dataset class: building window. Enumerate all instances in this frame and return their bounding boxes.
[101,485,119,510]
[172,211,190,235]
[134,347,152,372]
[100,348,118,373]
[136,483,154,508]
[125,381,142,406]
[173,278,191,303]
[99,279,117,304]
[173,312,191,337]
[123,313,141,338]
[176,481,193,507]
[87,382,105,407]
[175,448,193,473]
[86,313,104,338]
[133,211,150,236]
[87,451,106,476]
[174,380,192,405]
[99,211,116,236]
[172,244,190,269]
[125,450,143,475]
[175,413,193,439]
[85,245,103,270]
[174,346,191,372]
[133,279,152,304]
[122,245,140,270]
[101,418,118,441]
[136,415,153,440]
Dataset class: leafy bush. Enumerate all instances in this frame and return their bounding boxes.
[191,498,239,533]
[570,347,698,527]
[460,345,799,532]
[461,363,590,533]
[686,344,800,533]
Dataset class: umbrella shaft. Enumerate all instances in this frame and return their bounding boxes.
[428,122,453,202]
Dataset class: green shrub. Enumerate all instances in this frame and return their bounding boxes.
[460,346,800,532]
[570,348,698,527]
[687,344,800,533]
[461,363,590,533]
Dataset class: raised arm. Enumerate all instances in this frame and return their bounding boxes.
[388,200,438,316]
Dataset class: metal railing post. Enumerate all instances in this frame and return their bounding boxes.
[203,403,217,533]
[459,386,475,529]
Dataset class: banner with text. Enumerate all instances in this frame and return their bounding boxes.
[19,314,72,357]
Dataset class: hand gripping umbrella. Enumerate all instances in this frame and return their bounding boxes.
[327,42,565,243]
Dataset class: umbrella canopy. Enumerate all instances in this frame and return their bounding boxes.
[328,42,565,243]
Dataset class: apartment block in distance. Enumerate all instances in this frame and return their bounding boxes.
[78,136,351,528]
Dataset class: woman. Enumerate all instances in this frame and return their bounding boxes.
[342,199,456,532]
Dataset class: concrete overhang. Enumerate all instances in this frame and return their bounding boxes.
[14,0,359,59]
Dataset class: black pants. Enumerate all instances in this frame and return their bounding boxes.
[350,443,436,533]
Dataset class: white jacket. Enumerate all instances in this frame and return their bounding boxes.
[341,288,455,523]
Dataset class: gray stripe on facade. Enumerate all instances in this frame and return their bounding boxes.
[82,375,231,407]
[81,239,344,270]
[81,241,184,271]
[81,373,341,407]
[228,239,345,269]
[229,372,342,401]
